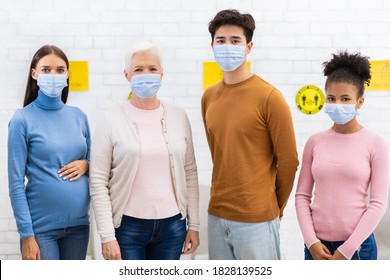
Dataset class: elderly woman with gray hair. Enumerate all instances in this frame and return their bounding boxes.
[89,42,200,260]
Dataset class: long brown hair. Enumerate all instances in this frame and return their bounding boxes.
[23,45,69,107]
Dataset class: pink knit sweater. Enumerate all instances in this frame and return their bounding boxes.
[295,128,389,259]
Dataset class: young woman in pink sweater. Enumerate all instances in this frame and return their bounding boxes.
[295,51,389,260]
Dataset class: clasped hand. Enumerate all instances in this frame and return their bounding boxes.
[309,242,348,260]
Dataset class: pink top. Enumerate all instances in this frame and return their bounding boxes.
[122,102,179,219]
[295,128,389,259]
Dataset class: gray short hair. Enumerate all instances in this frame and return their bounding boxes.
[124,42,163,71]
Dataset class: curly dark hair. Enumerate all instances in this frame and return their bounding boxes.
[208,9,255,43]
[323,51,371,98]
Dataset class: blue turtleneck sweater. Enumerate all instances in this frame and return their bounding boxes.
[8,91,90,238]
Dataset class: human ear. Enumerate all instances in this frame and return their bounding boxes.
[31,69,38,80]
[357,97,365,109]
[246,41,254,54]
[124,70,131,82]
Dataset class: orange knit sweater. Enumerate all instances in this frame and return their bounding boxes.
[201,74,299,223]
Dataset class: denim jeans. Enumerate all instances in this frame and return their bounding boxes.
[31,225,89,260]
[115,214,186,260]
[304,233,377,260]
[208,214,281,260]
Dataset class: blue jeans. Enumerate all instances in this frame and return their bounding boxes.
[115,214,186,260]
[304,233,377,260]
[31,225,89,260]
[208,214,281,260]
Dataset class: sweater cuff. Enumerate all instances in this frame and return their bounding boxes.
[307,240,321,249]
[100,233,117,244]
[188,225,199,232]
[337,243,354,260]
[19,225,35,239]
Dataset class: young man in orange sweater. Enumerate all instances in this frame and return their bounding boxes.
[201,9,299,260]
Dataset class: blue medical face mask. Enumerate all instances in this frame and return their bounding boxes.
[213,44,246,72]
[324,101,359,125]
[130,74,161,99]
[37,74,68,98]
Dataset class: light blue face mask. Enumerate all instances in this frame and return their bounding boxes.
[324,102,358,125]
[213,44,245,72]
[37,74,68,98]
[130,74,161,99]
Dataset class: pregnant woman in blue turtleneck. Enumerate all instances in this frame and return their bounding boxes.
[8,45,91,260]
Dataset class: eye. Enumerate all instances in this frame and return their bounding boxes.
[215,39,224,44]
[326,97,335,101]
[134,68,143,72]
[341,97,351,102]
[150,67,158,72]
[57,68,66,74]
[41,68,50,73]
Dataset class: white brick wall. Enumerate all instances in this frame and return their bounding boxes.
[1,0,389,260]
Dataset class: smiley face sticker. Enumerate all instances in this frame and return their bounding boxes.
[295,85,325,115]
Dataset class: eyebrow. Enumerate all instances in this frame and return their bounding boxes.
[133,65,159,68]
[215,35,243,40]
[40,65,66,69]
[327,94,353,97]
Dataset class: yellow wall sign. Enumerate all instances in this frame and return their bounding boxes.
[295,85,325,115]
[69,61,89,91]
[367,60,390,90]
[203,62,250,91]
